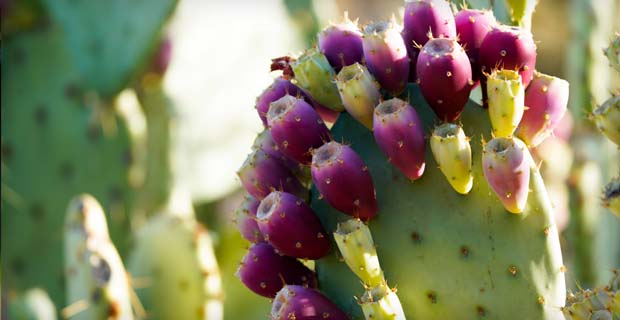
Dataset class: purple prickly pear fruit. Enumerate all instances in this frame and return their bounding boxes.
[318,13,364,72]
[416,38,473,122]
[482,137,531,214]
[252,130,300,173]
[336,63,381,129]
[257,191,330,259]
[402,0,456,81]
[237,148,307,200]
[267,95,332,164]
[311,141,378,220]
[237,243,317,298]
[150,37,172,76]
[272,285,350,320]
[479,25,537,105]
[234,195,265,243]
[516,72,569,147]
[313,101,340,124]
[373,98,426,180]
[455,9,496,83]
[256,77,307,127]
[362,20,409,96]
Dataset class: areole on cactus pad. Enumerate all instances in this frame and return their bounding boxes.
[235,1,570,319]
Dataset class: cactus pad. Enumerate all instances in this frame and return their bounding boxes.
[311,85,566,319]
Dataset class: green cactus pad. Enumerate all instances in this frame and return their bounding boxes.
[1,27,135,307]
[41,0,178,97]
[7,288,57,320]
[128,212,223,320]
[311,85,566,319]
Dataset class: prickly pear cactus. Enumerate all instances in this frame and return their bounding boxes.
[562,270,620,319]
[128,206,223,320]
[234,2,568,319]
[1,26,136,307]
[313,90,565,319]
[64,195,133,320]
[40,0,178,98]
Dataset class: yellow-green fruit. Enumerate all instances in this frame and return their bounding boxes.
[333,219,384,287]
[359,283,405,320]
[292,48,345,111]
[603,178,620,217]
[592,95,620,146]
[430,123,473,194]
[487,69,524,137]
[336,63,380,129]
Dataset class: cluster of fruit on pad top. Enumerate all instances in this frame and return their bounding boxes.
[232,0,593,319]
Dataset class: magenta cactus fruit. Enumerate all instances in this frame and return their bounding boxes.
[256,77,308,127]
[336,63,381,129]
[237,243,317,298]
[455,9,496,83]
[252,129,299,173]
[402,0,456,82]
[318,13,364,72]
[482,137,531,214]
[237,148,307,200]
[516,72,570,147]
[150,37,172,76]
[416,38,473,122]
[257,191,331,259]
[479,25,537,105]
[234,195,264,243]
[362,20,409,96]
[267,95,332,164]
[271,285,350,320]
[313,101,341,124]
[402,0,456,47]
[373,98,426,180]
[311,141,378,220]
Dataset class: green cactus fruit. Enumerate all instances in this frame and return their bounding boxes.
[312,85,565,319]
[562,270,620,320]
[1,26,135,307]
[504,0,538,30]
[603,177,620,217]
[430,123,474,195]
[40,0,178,98]
[592,95,620,146]
[604,33,620,74]
[359,283,405,320]
[336,63,380,129]
[487,69,525,138]
[8,288,57,320]
[292,48,345,112]
[64,195,133,320]
[128,207,223,320]
[333,219,384,287]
